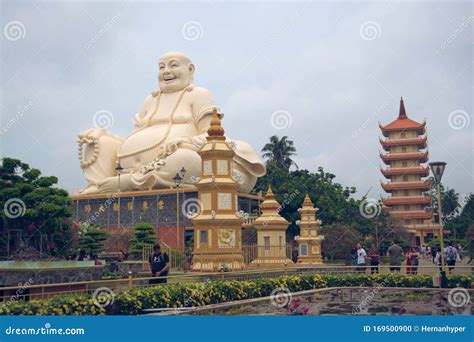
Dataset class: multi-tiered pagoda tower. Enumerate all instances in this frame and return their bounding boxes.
[297,194,324,264]
[191,109,244,271]
[379,98,434,246]
[250,186,292,268]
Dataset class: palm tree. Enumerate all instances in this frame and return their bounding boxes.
[261,135,298,170]
[442,188,460,217]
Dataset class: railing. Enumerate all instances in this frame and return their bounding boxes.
[142,244,297,270]
[0,263,471,303]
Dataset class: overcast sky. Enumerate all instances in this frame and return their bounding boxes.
[1,0,472,200]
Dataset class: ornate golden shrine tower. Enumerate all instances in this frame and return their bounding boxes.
[297,195,324,264]
[191,109,244,271]
[250,186,292,268]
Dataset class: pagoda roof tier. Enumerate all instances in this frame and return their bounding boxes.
[382,196,431,205]
[380,151,428,164]
[379,136,427,150]
[380,166,429,177]
[390,211,434,220]
[380,98,426,137]
[381,180,431,192]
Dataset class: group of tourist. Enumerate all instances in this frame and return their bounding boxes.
[66,250,103,265]
[352,240,462,274]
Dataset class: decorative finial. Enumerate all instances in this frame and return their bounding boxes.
[207,108,225,139]
[302,194,315,207]
[266,185,275,199]
[399,97,407,119]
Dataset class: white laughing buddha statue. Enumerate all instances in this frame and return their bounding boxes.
[77,52,265,194]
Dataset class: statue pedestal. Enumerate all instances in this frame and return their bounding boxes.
[192,247,244,271]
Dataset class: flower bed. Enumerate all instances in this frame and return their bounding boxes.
[1,273,472,315]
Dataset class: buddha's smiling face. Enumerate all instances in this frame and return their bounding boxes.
[158,53,194,93]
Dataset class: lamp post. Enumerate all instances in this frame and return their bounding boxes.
[115,162,123,229]
[173,167,187,251]
[429,161,447,287]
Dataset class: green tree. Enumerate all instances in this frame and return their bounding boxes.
[447,193,474,239]
[254,136,410,246]
[77,224,107,257]
[261,135,297,170]
[129,222,157,256]
[0,157,72,257]
[320,224,361,261]
[442,188,460,217]
[431,182,460,223]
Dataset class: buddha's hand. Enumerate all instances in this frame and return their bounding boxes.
[165,137,193,154]
[191,135,207,149]
[78,128,108,142]
[139,158,165,174]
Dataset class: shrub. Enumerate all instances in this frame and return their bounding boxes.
[0,273,471,316]
[129,222,157,257]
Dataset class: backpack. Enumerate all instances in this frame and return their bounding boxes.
[446,247,456,261]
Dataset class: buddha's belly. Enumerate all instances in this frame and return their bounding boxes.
[118,124,197,170]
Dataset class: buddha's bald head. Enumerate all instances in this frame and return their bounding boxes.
[158,52,195,93]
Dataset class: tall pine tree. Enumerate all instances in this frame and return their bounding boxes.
[129,222,157,256]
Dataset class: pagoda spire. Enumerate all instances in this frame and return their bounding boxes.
[207,108,225,140]
[399,97,407,119]
[303,194,313,206]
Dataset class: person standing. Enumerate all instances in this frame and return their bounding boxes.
[411,248,419,275]
[421,245,426,259]
[425,246,431,260]
[406,249,413,275]
[368,248,380,274]
[356,243,367,274]
[431,246,437,264]
[387,240,403,273]
[444,242,458,274]
[148,243,170,284]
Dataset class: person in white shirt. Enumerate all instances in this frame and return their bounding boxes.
[356,243,367,273]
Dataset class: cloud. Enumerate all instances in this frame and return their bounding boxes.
[1,1,471,198]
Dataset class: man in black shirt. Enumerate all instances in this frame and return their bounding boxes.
[148,243,170,284]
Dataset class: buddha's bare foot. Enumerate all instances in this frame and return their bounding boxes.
[79,184,99,194]
[97,174,133,193]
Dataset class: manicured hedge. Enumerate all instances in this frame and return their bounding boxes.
[1,273,472,315]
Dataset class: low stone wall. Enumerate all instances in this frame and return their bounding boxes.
[0,266,105,286]
[109,261,147,276]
